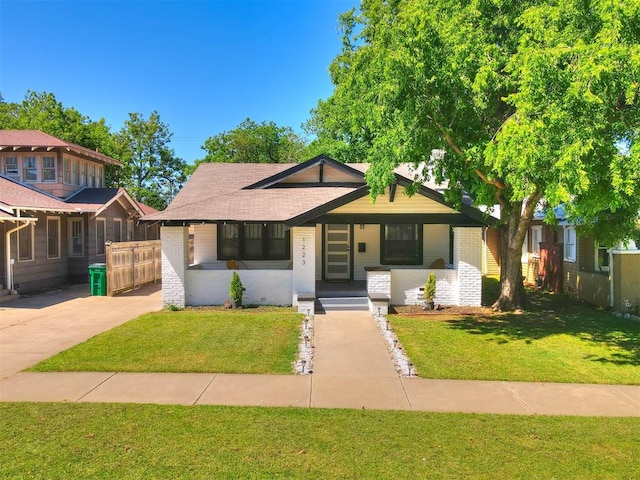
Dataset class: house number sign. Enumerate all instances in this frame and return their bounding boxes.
[301,237,306,265]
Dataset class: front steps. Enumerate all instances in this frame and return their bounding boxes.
[316,296,369,312]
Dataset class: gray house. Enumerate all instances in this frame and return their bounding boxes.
[0,130,159,295]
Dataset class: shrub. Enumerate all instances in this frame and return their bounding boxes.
[229,272,244,307]
[423,273,437,302]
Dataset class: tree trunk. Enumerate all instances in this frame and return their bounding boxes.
[493,204,531,311]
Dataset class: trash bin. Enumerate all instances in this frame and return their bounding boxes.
[89,263,107,296]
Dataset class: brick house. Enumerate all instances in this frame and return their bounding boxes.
[0,130,159,294]
[521,207,639,313]
[145,155,492,313]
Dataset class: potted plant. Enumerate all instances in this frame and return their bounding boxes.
[229,272,245,308]
[423,273,437,310]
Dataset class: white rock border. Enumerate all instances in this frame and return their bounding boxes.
[372,311,418,378]
[294,312,314,374]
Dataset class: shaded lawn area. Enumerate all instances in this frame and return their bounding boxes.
[392,289,640,384]
[2,403,639,480]
[30,308,302,374]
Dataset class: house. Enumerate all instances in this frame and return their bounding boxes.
[521,207,640,313]
[144,155,491,314]
[0,130,159,294]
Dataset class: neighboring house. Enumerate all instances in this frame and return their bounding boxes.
[0,130,159,294]
[144,155,491,313]
[521,207,640,313]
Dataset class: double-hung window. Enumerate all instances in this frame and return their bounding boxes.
[96,218,106,255]
[381,224,422,265]
[595,244,609,272]
[530,226,542,257]
[80,163,87,186]
[63,158,71,184]
[4,156,19,179]
[23,157,37,182]
[69,218,84,256]
[72,160,80,185]
[564,226,576,262]
[113,219,122,242]
[18,224,34,261]
[42,156,56,182]
[218,223,290,261]
[47,217,60,259]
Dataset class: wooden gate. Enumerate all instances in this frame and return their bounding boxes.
[105,240,162,296]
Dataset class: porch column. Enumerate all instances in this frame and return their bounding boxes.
[161,226,189,308]
[292,226,316,308]
[453,226,482,306]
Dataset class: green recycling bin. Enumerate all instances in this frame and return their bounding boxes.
[89,263,107,296]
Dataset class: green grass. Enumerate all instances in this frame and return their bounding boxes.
[392,289,640,384]
[1,402,639,479]
[30,308,302,374]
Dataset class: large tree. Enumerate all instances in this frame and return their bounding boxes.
[113,111,188,210]
[0,90,115,157]
[310,0,640,310]
[197,118,308,167]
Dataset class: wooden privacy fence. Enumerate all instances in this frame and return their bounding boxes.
[105,240,162,296]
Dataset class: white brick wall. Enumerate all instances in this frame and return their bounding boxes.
[367,270,391,297]
[161,226,189,308]
[186,269,292,306]
[292,226,316,305]
[454,227,482,306]
[390,269,457,305]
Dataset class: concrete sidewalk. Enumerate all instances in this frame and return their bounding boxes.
[1,293,639,416]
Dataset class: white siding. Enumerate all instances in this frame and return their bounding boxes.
[193,223,216,264]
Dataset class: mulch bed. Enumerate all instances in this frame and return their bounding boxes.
[390,304,494,316]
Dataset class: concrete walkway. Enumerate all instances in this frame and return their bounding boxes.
[1,289,639,416]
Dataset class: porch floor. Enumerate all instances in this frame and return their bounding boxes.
[316,280,366,298]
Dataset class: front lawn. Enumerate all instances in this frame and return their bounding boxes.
[392,290,640,384]
[1,402,639,479]
[30,308,302,374]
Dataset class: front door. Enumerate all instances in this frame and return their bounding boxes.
[325,224,350,280]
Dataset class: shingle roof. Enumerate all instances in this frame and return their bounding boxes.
[0,176,76,212]
[0,130,122,166]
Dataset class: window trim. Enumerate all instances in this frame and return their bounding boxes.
[217,223,291,261]
[22,156,38,183]
[4,156,19,179]
[380,223,423,265]
[595,244,610,272]
[96,218,106,256]
[63,158,71,184]
[42,156,57,183]
[69,217,85,257]
[18,223,35,262]
[564,226,576,262]
[127,219,134,241]
[47,216,61,259]
[530,225,542,257]
[113,218,122,243]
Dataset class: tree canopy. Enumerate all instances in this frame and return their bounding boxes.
[197,118,309,166]
[310,0,640,310]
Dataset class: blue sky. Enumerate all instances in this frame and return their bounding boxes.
[0,0,356,163]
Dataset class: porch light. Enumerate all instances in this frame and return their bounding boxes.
[360,223,365,229]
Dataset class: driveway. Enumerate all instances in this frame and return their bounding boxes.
[0,283,162,379]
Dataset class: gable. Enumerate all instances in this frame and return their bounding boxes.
[278,162,365,185]
[329,186,456,215]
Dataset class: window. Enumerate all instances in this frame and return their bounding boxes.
[47,217,60,258]
[4,156,19,179]
[218,223,290,260]
[63,158,71,184]
[80,163,87,186]
[113,219,122,242]
[96,166,103,188]
[564,226,576,262]
[88,165,95,187]
[96,218,106,255]
[127,220,134,241]
[530,226,542,257]
[69,218,84,256]
[381,224,422,265]
[23,156,37,182]
[595,244,609,272]
[42,156,56,182]
[72,159,80,185]
[18,224,34,261]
